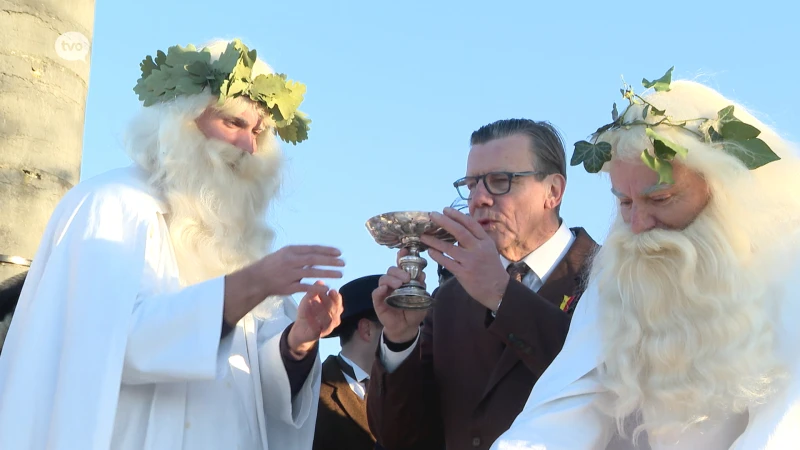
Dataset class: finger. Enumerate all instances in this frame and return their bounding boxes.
[377,271,406,291]
[395,248,410,265]
[297,255,346,267]
[386,266,411,284]
[299,268,344,279]
[315,287,335,311]
[289,245,342,257]
[443,207,488,240]
[427,248,460,276]
[328,289,344,318]
[372,285,391,305]
[431,211,478,248]
[290,282,330,296]
[420,235,464,261]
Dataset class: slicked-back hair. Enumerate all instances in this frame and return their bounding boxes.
[470,118,567,214]
[470,118,567,182]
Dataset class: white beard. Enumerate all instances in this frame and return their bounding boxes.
[146,117,282,285]
[593,197,786,440]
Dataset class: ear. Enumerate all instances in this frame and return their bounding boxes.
[544,173,566,210]
[356,318,372,342]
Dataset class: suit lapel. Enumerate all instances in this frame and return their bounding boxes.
[536,228,597,308]
[481,228,599,400]
[321,356,372,437]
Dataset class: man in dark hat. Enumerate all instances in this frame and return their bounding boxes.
[314,275,384,450]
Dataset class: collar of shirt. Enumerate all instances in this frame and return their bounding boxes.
[499,221,575,285]
[338,353,370,383]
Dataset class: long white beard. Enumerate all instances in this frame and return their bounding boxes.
[147,118,282,284]
[593,198,785,441]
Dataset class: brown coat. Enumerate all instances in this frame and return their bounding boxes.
[314,355,377,450]
[367,228,598,450]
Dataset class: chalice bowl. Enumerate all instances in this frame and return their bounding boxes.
[365,211,456,310]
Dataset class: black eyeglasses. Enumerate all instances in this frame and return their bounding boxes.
[453,171,544,200]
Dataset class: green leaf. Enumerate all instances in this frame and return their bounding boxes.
[212,41,243,75]
[717,105,735,122]
[612,103,619,121]
[642,66,674,92]
[642,105,650,120]
[720,120,761,141]
[273,79,306,122]
[571,140,612,173]
[640,150,674,184]
[650,105,666,116]
[176,77,205,95]
[140,55,158,78]
[186,60,209,77]
[277,111,311,145]
[722,138,780,169]
[645,128,688,160]
[250,73,289,102]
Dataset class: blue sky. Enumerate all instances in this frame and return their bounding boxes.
[81,0,798,358]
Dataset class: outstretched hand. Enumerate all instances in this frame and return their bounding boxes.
[258,245,345,297]
[288,281,344,359]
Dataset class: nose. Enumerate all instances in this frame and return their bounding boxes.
[629,204,656,234]
[236,132,257,155]
[469,181,494,210]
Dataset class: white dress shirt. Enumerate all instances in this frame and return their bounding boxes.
[338,353,370,400]
[380,222,576,372]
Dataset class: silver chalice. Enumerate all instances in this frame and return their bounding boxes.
[365,211,456,310]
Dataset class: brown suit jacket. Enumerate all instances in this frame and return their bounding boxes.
[367,228,598,450]
[314,355,377,450]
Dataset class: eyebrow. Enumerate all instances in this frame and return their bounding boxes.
[222,114,267,132]
[610,184,671,198]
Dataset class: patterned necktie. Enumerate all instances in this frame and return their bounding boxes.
[507,261,531,283]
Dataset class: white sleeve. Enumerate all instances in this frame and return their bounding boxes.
[256,306,322,450]
[729,288,800,449]
[491,369,614,450]
[121,276,234,384]
[379,328,420,373]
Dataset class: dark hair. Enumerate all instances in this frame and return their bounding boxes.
[470,118,567,182]
[339,312,381,346]
[470,119,567,214]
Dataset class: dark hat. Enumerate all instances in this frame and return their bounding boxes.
[326,274,381,338]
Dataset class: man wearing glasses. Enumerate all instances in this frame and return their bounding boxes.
[366,119,598,450]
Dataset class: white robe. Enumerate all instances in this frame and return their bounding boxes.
[491,254,800,450]
[0,166,321,450]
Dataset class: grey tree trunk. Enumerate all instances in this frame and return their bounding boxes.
[0,0,96,282]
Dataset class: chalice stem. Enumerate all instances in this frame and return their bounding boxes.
[399,244,427,281]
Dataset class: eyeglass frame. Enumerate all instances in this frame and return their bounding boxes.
[452,171,546,200]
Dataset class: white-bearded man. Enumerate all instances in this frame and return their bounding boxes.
[491,73,800,449]
[0,39,345,450]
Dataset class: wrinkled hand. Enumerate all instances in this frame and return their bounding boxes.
[372,250,428,344]
[288,281,344,359]
[420,207,509,310]
[258,245,345,298]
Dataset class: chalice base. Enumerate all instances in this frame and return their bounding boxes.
[385,280,433,310]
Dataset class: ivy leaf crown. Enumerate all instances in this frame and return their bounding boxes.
[570,67,780,184]
[133,39,310,145]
